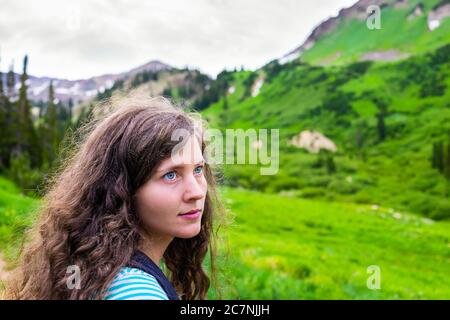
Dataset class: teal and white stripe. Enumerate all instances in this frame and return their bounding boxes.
[104,267,169,300]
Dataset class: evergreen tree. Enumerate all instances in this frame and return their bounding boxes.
[67,98,74,122]
[0,56,3,97]
[432,137,450,179]
[6,61,15,98]
[373,96,389,142]
[325,152,336,174]
[0,54,7,168]
[73,102,94,130]
[219,95,229,125]
[37,100,45,119]
[42,80,59,166]
[6,61,21,159]
[355,119,367,159]
[376,106,387,141]
[222,95,228,111]
[0,56,18,168]
[17,55,35,155]
[5,56,42,190]
[445,135,450,180]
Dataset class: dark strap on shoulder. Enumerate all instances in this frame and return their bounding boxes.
[126,250,180,300]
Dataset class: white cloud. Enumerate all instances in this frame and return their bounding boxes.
[0,0,357,80]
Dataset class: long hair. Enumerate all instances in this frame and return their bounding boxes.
[4,94,226,300]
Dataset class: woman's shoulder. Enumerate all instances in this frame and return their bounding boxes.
[104,267,169,300]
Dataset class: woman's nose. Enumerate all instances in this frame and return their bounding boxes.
[183,174,205,201]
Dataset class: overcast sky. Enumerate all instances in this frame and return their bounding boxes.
[0,0,357,80]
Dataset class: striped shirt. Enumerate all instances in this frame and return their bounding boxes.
[104,267,169,300]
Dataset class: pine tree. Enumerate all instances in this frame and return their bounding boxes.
[67,98,74,122]
[73,102,94,130]
[0,54,7,168]
[6,60,21,159]
[0,56,3,97]
[219,95,229,125]
[432,138,450,179]
[223,95,229,111]
[374,97,388,142]
[42,80,59,166]
[325,152,336,174]
[0,56,18,168]
[17,55,34,154]
[376,108,386,141]
[37,100,45,118]
[6,61,15,98]
[355,120,367,159]
[444,134,450,180]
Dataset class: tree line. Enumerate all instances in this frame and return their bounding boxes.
[0,55,73,193]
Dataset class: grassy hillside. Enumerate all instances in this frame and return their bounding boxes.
[301,0,450,65]
[202,43,450,220]
[211,187,450,299]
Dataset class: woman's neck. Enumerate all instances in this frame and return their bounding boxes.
[138,232,174,265]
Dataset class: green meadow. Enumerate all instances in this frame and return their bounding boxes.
[209,188,450,299]
[1,176,448,299]
[0,177,39,264]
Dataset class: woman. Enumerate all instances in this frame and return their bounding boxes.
[4,95,225,300]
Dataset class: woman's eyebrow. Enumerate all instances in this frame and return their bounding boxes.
[157,159,205,173]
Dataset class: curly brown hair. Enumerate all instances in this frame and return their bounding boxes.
[4,94,226,300]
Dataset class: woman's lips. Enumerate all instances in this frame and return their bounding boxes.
[178,209,201,219]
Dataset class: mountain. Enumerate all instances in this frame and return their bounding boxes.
[195,0,450,220]
[202,42,450,219]
[68,0,449,221]
[2,0,446,219]
[1,60,173,104]
[280,0,450,65]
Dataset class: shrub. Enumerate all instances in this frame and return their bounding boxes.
[297,187,326,199]
[6,153,43,195]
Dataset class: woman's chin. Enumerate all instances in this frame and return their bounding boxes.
[176,224,202,239]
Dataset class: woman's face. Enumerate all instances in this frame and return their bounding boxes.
[135,136,207,240]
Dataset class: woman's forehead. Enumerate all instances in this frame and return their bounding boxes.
[158,137,204,170]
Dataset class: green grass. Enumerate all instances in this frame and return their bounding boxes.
[0,176,39,263]
[211,187,450,299]
[1,177,448,299]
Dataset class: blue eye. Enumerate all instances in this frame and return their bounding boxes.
[194,166,204,175]
[163,172,177,181]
